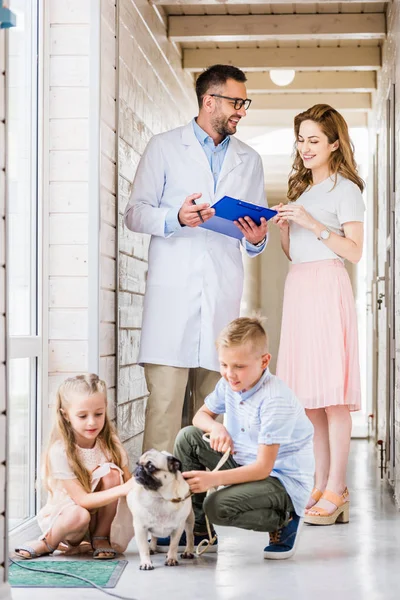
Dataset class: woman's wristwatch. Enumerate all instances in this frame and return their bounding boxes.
[317,228,331,241]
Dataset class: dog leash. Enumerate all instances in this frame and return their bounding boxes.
[196,433,231,556]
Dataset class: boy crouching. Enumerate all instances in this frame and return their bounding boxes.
[174,317,314,559]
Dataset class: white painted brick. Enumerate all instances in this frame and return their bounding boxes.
[50,150,89,182]
[101,256,116,291]
[50,0,90,24]
[119,254,147,294]
[100,322,116,356]
[101,187,116,226]
[49,182,89,213]
[118,364,148,404]
[122,432,144,468]
[50,24,90,55]
[50,56,90,87]
[118,138,141,183]
[118,398,146,442]
[119,216,150,260]
[118,174,131,216]
[50,88,89,118]
[100,355,116,388]
[49,214,89,245]
[49,309,88,340]
[100,289,116,323]
[107,387,116,421]
[50,119,89,150]
[119,98,152,154]
[49,245,88,277]
[119,291,144,329]
[49,277,88,308]
[119,329,141,366]
[100,221,116,259]
[49,340,88,372]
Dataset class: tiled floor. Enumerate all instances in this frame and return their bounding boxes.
[9,440,400,600]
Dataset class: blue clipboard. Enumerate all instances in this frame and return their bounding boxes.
[199,196,277,240]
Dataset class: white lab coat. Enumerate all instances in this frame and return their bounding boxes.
[124,121,267,372]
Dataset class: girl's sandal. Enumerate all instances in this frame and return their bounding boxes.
[304,487,350,525]
[91,535,118,560]
[15,538,56,560]
[305,487,323,513]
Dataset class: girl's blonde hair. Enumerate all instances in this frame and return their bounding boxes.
[287,104,364,202]
[216,316,269,354]
[44,374,123,494]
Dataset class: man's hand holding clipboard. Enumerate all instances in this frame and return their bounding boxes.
[198,196,277,243]
[177,193,215,227]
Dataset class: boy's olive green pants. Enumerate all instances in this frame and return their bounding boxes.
[174,426,294,534]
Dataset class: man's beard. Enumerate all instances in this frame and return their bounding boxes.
[211,114,238,137]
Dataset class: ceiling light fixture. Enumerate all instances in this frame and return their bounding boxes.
[269,70,296,87]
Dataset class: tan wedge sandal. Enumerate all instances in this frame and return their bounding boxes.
[304,488,349,525]
[305,487,323,513]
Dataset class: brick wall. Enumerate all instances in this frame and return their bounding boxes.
[374,0,400,503]
[116,0,196,464]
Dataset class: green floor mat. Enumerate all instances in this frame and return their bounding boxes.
[9,559,128,588]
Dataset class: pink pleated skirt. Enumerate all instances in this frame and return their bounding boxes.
[276,259,361,412]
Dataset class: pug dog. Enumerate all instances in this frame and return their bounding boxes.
[127,449,195,570]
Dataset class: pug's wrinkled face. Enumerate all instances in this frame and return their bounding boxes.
[134,449,183,492]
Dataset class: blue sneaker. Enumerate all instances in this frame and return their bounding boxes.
[155,530,218,554]
[263,512,303,560]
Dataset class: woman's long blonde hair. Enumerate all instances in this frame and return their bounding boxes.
[44,374,123,494]
[287,104,364,202]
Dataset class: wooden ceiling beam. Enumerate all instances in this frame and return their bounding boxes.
[249,92,371,110]
[184,46,381,72]
[242,71,377,93]
[169,14,385,43]
[240,110,369,127]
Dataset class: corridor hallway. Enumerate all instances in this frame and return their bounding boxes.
[2,1,400,599]
[10,440,400,600]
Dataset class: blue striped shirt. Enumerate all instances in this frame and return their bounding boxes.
[205,368,315,516]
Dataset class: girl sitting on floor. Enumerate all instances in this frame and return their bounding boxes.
[15,374,134,560]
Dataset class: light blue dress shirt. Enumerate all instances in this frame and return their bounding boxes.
[164,119,266,254]
[205,369,315,517]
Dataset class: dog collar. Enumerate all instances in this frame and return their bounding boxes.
[169,491,192,503]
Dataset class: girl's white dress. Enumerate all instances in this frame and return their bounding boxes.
[37,439,134,552]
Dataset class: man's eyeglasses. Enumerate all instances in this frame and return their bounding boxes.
[210,94,252,111]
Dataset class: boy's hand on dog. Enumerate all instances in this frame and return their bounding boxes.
[210,422,234,454]
[182,470,216,494]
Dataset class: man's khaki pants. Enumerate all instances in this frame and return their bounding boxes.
[143,364,221,454]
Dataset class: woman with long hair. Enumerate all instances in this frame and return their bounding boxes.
[274,104,365,525]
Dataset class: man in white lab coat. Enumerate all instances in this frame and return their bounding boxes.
[124,64,268,453]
